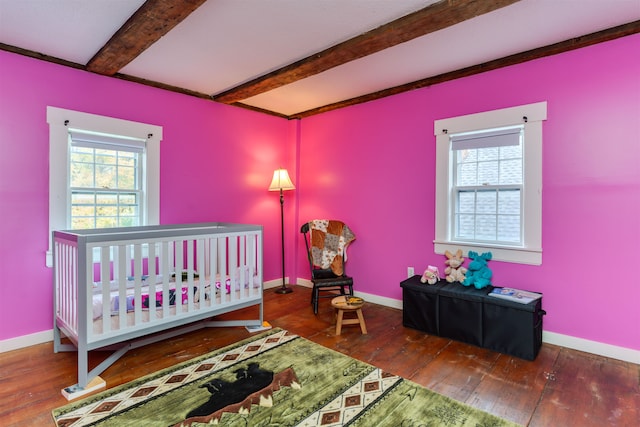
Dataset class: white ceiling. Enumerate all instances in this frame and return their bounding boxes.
[1,0,639,117]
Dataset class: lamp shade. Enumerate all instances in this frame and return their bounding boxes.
[268,168,295,191]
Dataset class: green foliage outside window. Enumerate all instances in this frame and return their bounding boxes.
[70,146,141,229]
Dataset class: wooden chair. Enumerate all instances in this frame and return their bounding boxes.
[301,221,354,314]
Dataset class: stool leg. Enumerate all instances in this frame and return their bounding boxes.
[335,310,344,335]
[356,309,367,334]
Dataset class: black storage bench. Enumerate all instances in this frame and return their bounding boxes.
[483,295,545,360]
[401,279,445,335]
[400,275,545,360]
[438,282,485,347]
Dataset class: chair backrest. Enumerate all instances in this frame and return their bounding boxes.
[301,220,355,278]
[301,223,335,279]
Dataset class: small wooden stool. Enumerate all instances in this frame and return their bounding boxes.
[331,296,367,335]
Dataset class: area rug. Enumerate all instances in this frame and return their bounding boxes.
[53,328,518,426]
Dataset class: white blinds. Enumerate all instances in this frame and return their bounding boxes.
[451,126,522,150]
[69,129,146,153]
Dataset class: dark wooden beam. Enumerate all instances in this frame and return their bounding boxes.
[86,0,207,75]
[112,72,212,99]
[213,0,521,104]
[2,19,636,121]
[229,102,291,119]
[288,20,640,119]
[0,42,86,71]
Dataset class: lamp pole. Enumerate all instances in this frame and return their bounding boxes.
[275,188,292,294]
[269,168,294,294]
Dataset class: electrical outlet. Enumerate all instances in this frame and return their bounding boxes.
[407,266,415,278]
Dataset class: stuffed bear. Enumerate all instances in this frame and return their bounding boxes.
[420,265,440,285]
[462,251,493,289]
[444,249,467,283]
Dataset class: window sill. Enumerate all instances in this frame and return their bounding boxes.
[434,240,541,265]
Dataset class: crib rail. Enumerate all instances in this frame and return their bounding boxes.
[53,223,263,350]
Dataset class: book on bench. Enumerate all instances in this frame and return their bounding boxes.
[488,287,542,304]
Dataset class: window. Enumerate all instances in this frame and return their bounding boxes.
[46,107,162,267]
[434,102,546,265]
[69,130,145,229]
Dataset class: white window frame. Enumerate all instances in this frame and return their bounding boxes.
[46,106,162,267]
[434,102,546,265]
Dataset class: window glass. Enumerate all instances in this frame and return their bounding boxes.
[452,127,523,245]
[69,143,142,229]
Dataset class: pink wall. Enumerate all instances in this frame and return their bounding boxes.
[0,51,293,341]
[297,34,640,351]
[1,34,638,353]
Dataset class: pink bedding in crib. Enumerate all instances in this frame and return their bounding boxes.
[91,274,259,320]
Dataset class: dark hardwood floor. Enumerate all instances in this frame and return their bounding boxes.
[1,286,638,426]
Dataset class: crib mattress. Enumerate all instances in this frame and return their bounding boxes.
[91,275,260,319]
[90,288,261,335]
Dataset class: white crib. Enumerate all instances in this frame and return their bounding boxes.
[53,222,263,395]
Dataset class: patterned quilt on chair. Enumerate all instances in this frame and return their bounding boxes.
[309,219,355,276]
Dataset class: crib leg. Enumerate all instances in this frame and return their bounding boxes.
[259,299,264,324]
[61,343,106,400]
[77,343,89,389]
[53,325,61,353]
[53,324,76,353]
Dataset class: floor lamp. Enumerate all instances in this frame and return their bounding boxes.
[269,168,295,294]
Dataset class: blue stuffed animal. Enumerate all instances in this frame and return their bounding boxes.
[462,251,493,289]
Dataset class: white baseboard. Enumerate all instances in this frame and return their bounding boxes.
[263,278,286,290]
[296,279,312,288]
[0,329,53,353]
[294,280,403,308]
[295,278,639,365]
[352,290,403,310]
[2,280,284,353]
[542,331,640,365]
[4,283,639,365]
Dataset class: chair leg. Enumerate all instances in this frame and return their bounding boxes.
[339,285,353,296]
[313,288,319,314]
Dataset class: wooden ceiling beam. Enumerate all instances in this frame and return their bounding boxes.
[288,20,640,119]
[213,0,521,104]
[86,0,207,75]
